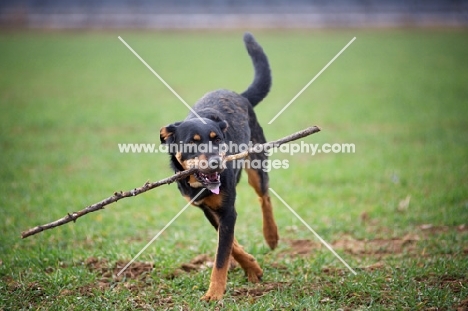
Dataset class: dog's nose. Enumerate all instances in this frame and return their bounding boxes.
[208,156,224,172]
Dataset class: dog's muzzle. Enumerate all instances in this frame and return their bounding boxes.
[194,155,224,194]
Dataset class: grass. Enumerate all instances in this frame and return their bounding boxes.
[1,29,467,310]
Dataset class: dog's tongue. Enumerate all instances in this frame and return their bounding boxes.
[206,183,220,194]
[205,178,221,194]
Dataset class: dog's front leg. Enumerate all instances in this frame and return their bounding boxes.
[201,208,236,302]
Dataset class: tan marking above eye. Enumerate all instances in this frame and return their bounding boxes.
[193,134,201,141]
[160,127,172,140]
[209,131,217,138]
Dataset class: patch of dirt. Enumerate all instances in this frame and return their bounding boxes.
[231,282,287,298]
[180,254,213,272]
[82,254,216,284]
[60,257,157,297]
[84,257,154,281]
[322,261,386,275]
[167,254,244,279]
[280,234,419,259]
[64,255,288,309]
[418,223,467,234]
[166,254,214,279]
[280,224,466,258]
[412,274,468,311]
[283,239,322,255]
[331,233,419,256]
[415,275,468,294]
[456,298,468,311]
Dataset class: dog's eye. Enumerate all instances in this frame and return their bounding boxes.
[214,137,222,143]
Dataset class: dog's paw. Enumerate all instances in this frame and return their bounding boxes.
[246,266,263,283]
[200,291,224,302]
[264,225,279,250]
[200,281,226,302]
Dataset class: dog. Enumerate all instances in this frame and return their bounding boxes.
[159,33,279,301]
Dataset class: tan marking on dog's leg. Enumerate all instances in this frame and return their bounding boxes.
[246,167,279,250]
[259,195,279,249]
[201,239,233,301]
[231,238,263,283]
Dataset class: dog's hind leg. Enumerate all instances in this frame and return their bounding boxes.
[201,206,261,282]
[231,238,263,282]
[245,164,279,250]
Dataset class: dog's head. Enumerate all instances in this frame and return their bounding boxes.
[160,118,229,194]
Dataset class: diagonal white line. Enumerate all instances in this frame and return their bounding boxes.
[269,187,357,275]
[118,36,206,124]
[117,188,206,276]
[268,37,356,124]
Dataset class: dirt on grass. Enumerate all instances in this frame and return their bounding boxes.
[280,233,419,258]
[282,224,468,258]
[84,257,154,281]
[51,225,467,309]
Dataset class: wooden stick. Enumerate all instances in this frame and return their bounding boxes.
[21,126,320,239]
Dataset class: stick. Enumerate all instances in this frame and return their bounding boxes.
[21,126,320,239]
[224,126,321,162]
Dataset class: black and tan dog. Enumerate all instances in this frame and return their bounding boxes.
[159,33,278,301]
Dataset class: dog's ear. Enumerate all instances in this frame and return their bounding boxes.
[218,120,229,133]
[160,122,181,144]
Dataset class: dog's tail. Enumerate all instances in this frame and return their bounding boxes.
[241,33,272,107]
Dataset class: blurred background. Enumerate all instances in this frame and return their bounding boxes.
[1,0,467,29]
[1,1,468,309]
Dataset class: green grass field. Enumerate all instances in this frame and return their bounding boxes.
[1,30,467,310]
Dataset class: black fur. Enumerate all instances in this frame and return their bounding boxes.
[159,33,277,301]
[241,33,272,107]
